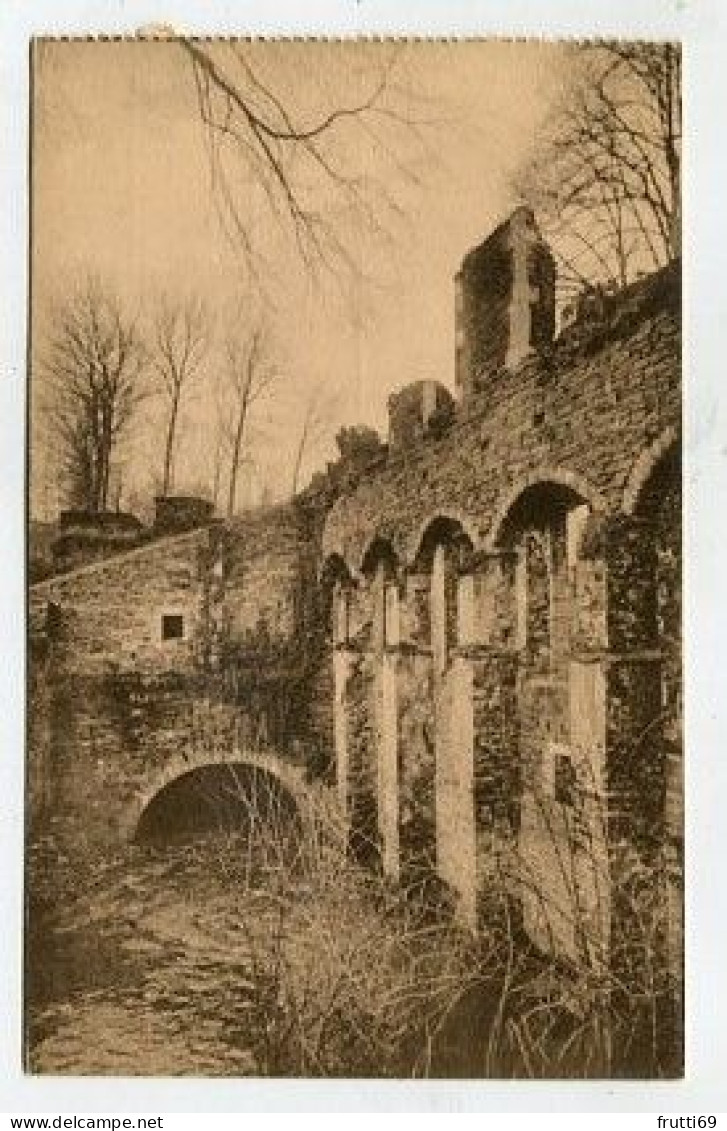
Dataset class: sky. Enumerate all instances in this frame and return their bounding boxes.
[30,38,568,519]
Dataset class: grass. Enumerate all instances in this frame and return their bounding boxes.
[27,752,682,1078]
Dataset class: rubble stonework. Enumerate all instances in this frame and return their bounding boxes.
[28,211,682,982]
[320,213,681,974]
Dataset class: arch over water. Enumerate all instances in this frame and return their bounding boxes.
[125,748,318,847]
[134,760,302,848]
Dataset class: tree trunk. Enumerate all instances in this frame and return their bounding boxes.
[99,443,111,512]
[290,429,307,498]
[99,405,113,513]
[665,43,681,260]
[227,406,247,518]
[162,390,180,496]
[212,448,222,511]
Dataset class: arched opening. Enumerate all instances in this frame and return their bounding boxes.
[496,481,589,674]
[412,516,475,673]
[319,553,354,647]
[134,762,302,854]
[405,517,478,906]
[618,438,682,1018]
[343,538,401,874]
[494,480,598,962]
[635,441,681,652]
[360,537,400,653]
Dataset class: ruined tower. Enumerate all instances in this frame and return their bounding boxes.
[454,206,556,400]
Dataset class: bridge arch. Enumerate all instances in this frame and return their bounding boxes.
[124,747,321,847]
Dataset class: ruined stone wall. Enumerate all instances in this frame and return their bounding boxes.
[323,263,680,573]
[307,648,336,780]
[455,208,556,397]
[456,222,511,394]
[27,500,333,853]
[26,217,681,985]
[27,638,53,832]
[29,528,213,677]
[28,528,217,851]
[346,650,380,866]
[28,663,262,856]
[42,671,201,853]
[397,647,436,877]
[223,505,308,649]
[323,258,681,968]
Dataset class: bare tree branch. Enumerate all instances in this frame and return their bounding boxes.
[179,39,426,287]
[41,279,148,512]
[223,311,277,517]
[288,384,339,498]
[152,294,211,496]
[515,42,681,302]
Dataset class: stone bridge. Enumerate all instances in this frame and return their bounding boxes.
[125,742,341,848]
[28,657,342,856]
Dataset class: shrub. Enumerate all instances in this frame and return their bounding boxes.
[196,768,483,1076]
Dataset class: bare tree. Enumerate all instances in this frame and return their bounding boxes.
[42,279,147,512]
[516,42,681,301]
[180,39,426,282]
[224,319,276,518]
[195,389,231,513]
[152,295,210,496]
[288,384,338,498]
[209,404,229,513]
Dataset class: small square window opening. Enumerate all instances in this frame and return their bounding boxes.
[161,613,184,641]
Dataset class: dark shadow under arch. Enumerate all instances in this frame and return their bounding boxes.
[632,440,681,520]
[495,480,587,549]
[360,535,399,579]
[411,514,475,573]
[134,761,302,848]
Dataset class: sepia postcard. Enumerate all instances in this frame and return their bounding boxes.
[24,34,683,1084]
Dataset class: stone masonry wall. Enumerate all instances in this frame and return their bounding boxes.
[397,648,436,877]
[27,219,681,992]
[323,263,680,574]
[29,527,214,677]
[28,500,330,854]
[40,671,201,854]
[223,505,308,650]
[323,256,681,973]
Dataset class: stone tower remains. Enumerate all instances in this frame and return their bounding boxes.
[454,206,556,400]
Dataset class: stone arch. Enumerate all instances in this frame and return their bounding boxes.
[623,425,682,789]
[357,535,402,655]
[486,467,606,551]
[318,551,357,587]
[124,746,318,845]
[407,514,477,673]
[622,426,680,515]
[319,552,359,648]
[359,535,400,580]
[408,511,478,572]
[488,471,601,674]
[621,427,682,980]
